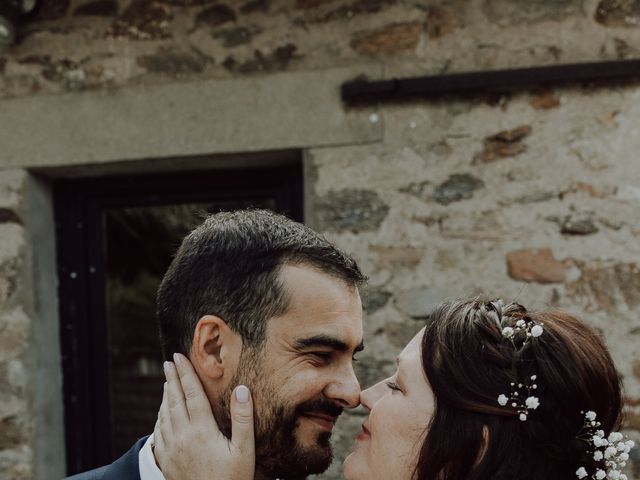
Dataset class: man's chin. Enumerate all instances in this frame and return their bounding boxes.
[256,435,333,479]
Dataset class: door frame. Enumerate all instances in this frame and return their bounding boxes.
[54,158,303,474]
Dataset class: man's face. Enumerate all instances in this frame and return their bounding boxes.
[217,264,364,479]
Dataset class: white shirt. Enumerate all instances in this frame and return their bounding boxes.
[139,434,166,480]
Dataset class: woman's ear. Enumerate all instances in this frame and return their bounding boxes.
[190,315,243,382]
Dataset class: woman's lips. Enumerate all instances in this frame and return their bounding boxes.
[356,423,371,442]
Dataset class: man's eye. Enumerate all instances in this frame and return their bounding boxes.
[310,352,332,362]
[386,381,401,392]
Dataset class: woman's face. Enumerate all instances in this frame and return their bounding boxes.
[343,328,435,480]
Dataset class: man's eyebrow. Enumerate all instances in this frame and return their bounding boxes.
[294,334,365,353]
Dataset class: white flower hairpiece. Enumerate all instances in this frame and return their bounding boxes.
[489,299,545,421]
[575,411,635,480]
[497,375,540,421]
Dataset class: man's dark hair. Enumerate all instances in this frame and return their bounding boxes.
[157,209,366,359]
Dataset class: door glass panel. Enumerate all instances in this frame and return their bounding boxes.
[105,199,275,457]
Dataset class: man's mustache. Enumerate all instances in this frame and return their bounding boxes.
[296,397,344,418]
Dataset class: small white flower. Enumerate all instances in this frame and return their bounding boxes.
[530,375,537,380]
[608,470,621,480]
[608,432,623,443]
[498,394,508,406]
[525,396,540,410]
[516,319,526,327]
[519,413,527,421]
[502,327,514,338]
[617,442,627,452]
[604,446,617,459]
[625,440,635,449]
[619,453,629,462]
[593,451,603,461]
[585,411,597,421]
[576,467,588,479]
[531,325,544,337]
[593,436,604,447]
[595,469,606,480]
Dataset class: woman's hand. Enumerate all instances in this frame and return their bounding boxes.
[153,353,255,480]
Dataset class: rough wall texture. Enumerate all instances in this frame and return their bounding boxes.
[0,171,35,480]
[308,84,640,479]
[1,0,640,479]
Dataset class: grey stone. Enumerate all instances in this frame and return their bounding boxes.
[240,0,269,13]
[364,290,391,314]
[433,174,484,205]
[74,0,119,17]
[137,49,209,76]
[195,4,237,28]
[0,209,22,225]
[316,189,390,233]
[595,0,640,27]
[561,217,599,235]
[395,287,451,319]
[384,321,423,349]
[222,43,298,74]
[213,26,262,47]
[482,0,583,26]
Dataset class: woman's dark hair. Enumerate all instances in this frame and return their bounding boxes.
[414,298,623,480]
[157,209,366,360]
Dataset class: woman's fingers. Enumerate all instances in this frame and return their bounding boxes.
[230,385,255,458]
[163,361,190,426]
[173,353,217,427]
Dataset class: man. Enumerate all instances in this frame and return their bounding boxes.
[68,209,366,480]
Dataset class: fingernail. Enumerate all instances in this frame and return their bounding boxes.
[173,353,181,365]
[163,361,170,377]
[236,385,250,403]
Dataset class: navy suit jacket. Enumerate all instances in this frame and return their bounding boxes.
[66,437,149,480]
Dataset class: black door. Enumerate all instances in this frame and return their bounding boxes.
[54,159,303,475]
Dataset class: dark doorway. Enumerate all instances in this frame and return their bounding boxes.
[54,157,303,475]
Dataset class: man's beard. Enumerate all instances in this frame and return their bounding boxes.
[212,349,343,479]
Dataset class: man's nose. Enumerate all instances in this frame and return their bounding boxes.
[323,364,361,409]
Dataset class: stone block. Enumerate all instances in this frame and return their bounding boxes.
[432,174,484,205]
[0,308,30,364]
[595,0,640,26]
[473,125,531,164]
[0,171,26,210]
[364,290,391,314]
[529,89,561,110]
[73,0,119,17]
[370,245,423,268]
[395,287,452,319]
[566,261,640,312]
[195,4,237,28]
[316,189,390,233]
[109,0,173,40]
[426,5,462,39]
[482,0,583,26]
[560,216,599,235]
[506,248,566,284]
[351,22,422,56]
[137,49,209,76]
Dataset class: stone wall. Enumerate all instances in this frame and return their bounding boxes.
[1,0,640,479]
[307,83,640,479]
[0,171,35,480]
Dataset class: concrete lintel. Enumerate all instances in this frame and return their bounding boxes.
[0,66,383,169]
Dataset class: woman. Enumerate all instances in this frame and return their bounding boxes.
[153,298,634,480]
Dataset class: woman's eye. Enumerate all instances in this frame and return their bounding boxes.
[385,381,401,392]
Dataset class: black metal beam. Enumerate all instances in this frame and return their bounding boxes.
[341,59,640,104]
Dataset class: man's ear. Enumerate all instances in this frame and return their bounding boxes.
[190,315,242,381]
